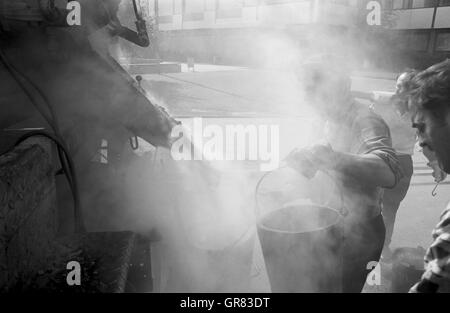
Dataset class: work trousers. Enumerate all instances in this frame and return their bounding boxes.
[343,214,386,293]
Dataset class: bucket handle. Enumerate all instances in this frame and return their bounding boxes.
[254,167,348,220]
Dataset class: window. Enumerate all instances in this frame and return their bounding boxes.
[408,32,430,51]
[411,0,436,8]
[439,0,450,6]
[393,0,407,9]
[217,0,243,19]
[218,0,243,10]
[184,0,204,13]
[387,0,437,9]
[382,0,394,10]
[184,0,204,21]
[174,0,183,14]
[436,32,450,51]
[397,31,430,51]
[158,0,174,16]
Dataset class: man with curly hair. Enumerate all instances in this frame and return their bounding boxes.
[408,60,450,293]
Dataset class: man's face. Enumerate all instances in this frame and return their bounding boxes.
[301,73,329,115]
[396,73,409,95]
[413,106,450,173]
[298,67,349,119]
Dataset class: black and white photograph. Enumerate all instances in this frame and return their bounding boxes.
[1,0,450,298]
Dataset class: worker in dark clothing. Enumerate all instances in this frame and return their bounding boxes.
[371,70,447,260]
[287,55,402,292]
[408,60,450,293]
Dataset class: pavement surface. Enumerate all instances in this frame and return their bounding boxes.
[138,64,450,293]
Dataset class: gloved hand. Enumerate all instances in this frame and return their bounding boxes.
[428,160,447,183]
[285,144,338,179]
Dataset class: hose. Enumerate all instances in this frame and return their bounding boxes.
[14,131,85,233]
[0,48,85,233]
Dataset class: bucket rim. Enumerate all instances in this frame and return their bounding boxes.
[257,204,342,235]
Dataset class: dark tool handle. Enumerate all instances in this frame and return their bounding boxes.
[132,0,141,19]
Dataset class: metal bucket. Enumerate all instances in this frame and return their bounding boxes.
[254,167,346,293]
[257,204,343,292]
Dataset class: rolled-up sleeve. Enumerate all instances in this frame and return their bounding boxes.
[354,114,403,189]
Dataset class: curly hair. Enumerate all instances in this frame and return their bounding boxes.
[409,60,450,113]
[396,69,419,95]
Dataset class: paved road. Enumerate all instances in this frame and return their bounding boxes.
[139,65,450,292]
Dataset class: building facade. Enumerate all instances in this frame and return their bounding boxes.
[383,0,450,51]
[128,0,450,69]
[141,0,362,66]
[150,0,359,31]
[378,0,450,68]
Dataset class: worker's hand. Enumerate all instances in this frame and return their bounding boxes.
[307,144,339,168]
[428,160,447,183]
[285,147,316,179]
[285,144,338,178]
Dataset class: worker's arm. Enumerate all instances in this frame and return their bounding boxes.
[287,145,398,188]
[348,112,402,188]
[332,151,396,188]
[286,112,402,188]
